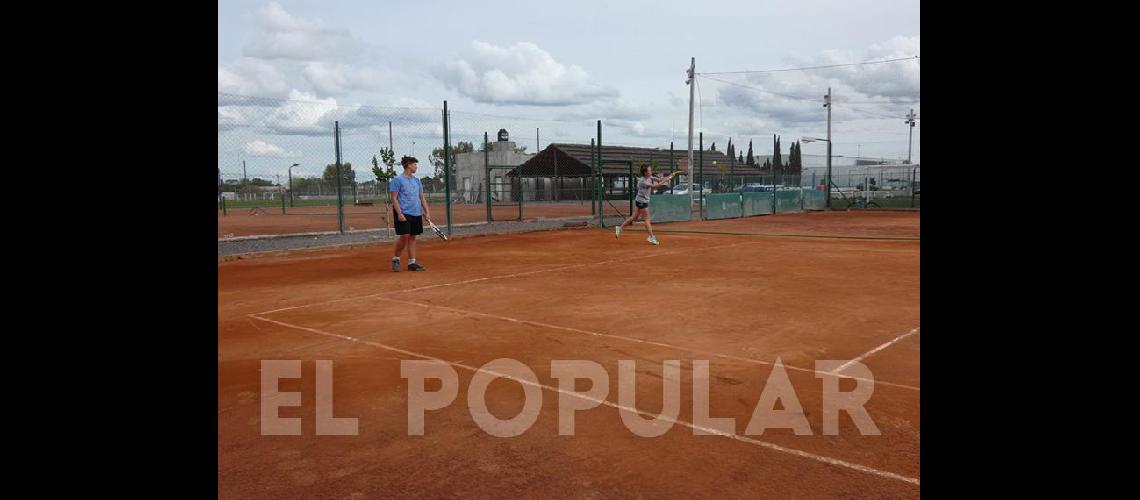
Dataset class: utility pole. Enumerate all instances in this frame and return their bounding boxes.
[686,57,696,208]
[824,88,832,209]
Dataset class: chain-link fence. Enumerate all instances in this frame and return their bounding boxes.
[219,93,918,240]
[826,164,920,209]
[445,111,602,224]
[218,93,445,237]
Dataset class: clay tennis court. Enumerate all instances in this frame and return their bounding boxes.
[218,202,598,238]
[218,210,919,498]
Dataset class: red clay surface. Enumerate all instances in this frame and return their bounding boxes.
[667,209,920,239]
[219,211,920,498]
[219,202,598,237]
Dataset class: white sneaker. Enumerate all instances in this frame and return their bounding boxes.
[647,236,659,245]
[615,226,622,238]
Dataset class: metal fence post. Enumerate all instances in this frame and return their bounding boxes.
[443,101,452,236]
[590,138,596,216]
[698,132,704,220]
[335,120,345,234]
[218,168,226,216]
[484,132,491,223]
[597,120,603,227]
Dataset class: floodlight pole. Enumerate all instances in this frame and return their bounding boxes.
[686,57,696,210]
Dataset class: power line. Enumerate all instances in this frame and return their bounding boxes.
[699,56,919,76]
[702,75,916,122]
[832,139,915,144]
[699,75,819,102]
[841,98,921,105]
[696,76,704,133]
[699,75,919,107]
[852,109,908,120]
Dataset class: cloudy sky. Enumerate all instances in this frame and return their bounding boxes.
[218,0,919,180]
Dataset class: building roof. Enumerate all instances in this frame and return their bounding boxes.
[509,143,765,177]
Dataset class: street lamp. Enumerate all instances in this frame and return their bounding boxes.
[817,88,833,208]
[287,163,299,207]
[802,136,831,207]
[905,109,917,164]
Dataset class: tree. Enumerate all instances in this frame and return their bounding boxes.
[371,148,397,202]
[323,162,355,184]
[430,141,474,186]
[372,148,397,183]
[290,176,323,195]
[727,139,734,160]
[238,183,260,196]
[431,141,473,172]
[789,141,801,173]
[739,152,744,163]
[428,141,474,190]
[772,135,783,173]
[710,142,717,152]
[746,140,755,166]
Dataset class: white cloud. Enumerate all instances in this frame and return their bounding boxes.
[724,119,774,137]
[218,58,288,97]
[777,35,920,102]
[263,90,340,135]
[605,119,647,136]
[301,62,386,96]
[243,140,300,158]
[717,86,822,125]
[435,41,619,106]
[243,2,365,61]
[714,36,920,129]
[217,87,444,143]
[217,106,248,131]
[805,37,920,100]
[554,99,648,122]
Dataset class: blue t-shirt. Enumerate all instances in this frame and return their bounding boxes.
[389,175,424,216]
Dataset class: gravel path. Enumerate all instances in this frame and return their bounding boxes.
[218,216,628,260]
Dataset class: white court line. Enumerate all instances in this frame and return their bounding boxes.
[833,328,921,375]
[372,296,921,393]
[254,240,759,316]
[248,314,920,487]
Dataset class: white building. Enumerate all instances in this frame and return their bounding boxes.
[452,129,535,203]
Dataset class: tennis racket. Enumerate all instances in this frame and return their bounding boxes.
[428,221,448,241]
[657,169,686,182]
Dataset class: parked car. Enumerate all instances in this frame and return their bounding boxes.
[667,183,711,196]
[742,183,773,193]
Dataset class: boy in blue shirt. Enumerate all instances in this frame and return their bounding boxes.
[389,156,434,271]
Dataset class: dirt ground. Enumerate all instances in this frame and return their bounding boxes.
[219,202,598,238]
[219,210,920,498]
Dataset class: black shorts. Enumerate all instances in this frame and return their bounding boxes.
[394,211,423,236]
[635,201,649,209]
